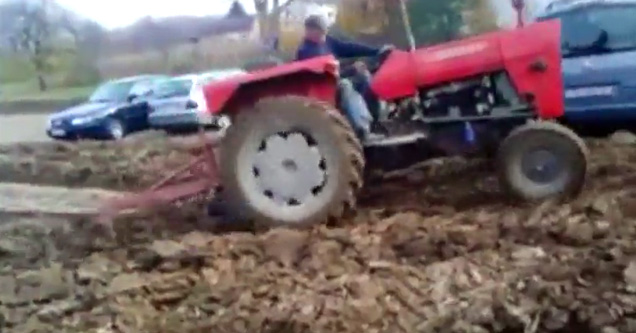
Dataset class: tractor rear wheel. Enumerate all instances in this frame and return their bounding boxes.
[496,121,588,201]
[218,96,364,228]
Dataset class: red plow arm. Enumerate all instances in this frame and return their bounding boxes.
[98,130,221,223]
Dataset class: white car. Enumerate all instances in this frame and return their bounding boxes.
[147,69,245,130]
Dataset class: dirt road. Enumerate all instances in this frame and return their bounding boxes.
[0,113,50,144]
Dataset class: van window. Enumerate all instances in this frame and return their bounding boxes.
[546,5,636,57]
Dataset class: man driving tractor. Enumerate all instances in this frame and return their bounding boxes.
[297,14,391,141]
[207,15,390,219]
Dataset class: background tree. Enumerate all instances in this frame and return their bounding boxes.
[463,0,499,35]
[10,0,55,91]
[0,0,89,90]
[335,0,467,47]
[335,0,387,38]
[396,0,466,45]
[59,14,106,86]
[137,17,174,70]
[253,0,298,45]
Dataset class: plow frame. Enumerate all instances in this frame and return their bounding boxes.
[98,129,221,223]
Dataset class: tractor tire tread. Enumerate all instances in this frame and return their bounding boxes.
[504,121,590,163]
[324,105,365,154]
[219,95,364,229]
[496,121,589,201]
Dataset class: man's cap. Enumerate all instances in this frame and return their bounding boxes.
[304,14,329,32]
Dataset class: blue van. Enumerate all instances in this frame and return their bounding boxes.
[535,0,636,133]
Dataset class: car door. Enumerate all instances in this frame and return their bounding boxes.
[122,79,155,131]
[148,78,196,127]
[557,4,636,125]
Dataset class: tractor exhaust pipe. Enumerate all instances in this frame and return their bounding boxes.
[398,0,416,51]
[512,0,525,28]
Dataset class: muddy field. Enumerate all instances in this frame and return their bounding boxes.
[1,132,636,333]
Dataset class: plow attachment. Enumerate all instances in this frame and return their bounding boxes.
[97,130,222,224]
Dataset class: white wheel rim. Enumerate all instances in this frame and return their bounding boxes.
[251,131,327,206]
[236,129,336,224]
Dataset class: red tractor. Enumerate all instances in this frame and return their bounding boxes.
[100,17,588,229]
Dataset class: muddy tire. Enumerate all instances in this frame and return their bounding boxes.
[219,96,364,228]
[496,121,588,201]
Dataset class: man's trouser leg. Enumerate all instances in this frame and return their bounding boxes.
[351,70,381,123]
[338,79,373,139]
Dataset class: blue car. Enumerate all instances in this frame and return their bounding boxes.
[46,75,168,140]
[536,0,636,134]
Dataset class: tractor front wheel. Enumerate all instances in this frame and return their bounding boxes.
[219,96,364,228]
[496,121,588,201]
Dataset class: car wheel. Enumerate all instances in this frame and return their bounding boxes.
[106,118,126,140]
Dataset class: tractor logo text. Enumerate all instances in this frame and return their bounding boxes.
[429,42,489,61]
[565,86,615,99]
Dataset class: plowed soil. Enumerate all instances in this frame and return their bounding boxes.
[1,132,636,333]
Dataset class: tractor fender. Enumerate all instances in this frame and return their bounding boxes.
[203,55,340,115]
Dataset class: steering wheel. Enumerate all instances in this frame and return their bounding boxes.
[338,46,395,78]
[376,45,394,68]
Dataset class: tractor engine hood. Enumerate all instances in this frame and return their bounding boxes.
[371,19,565,119]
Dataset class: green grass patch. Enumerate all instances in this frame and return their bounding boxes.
[0,80,94,103]
[0,52,100,103]
[0,86,94,102]
[0,56,35,83]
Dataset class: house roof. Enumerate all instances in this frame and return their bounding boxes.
[205,0,254,35]
[107,14,256,54]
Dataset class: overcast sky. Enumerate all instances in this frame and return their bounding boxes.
[55,0,553,30]
[56,0,256,29]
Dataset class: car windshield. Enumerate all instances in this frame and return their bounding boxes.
[540,5,636,57]
[585,5,636,50]
[88,81,135,103]
[153,78,193,98]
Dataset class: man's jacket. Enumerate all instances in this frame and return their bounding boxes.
[295,36,380,61]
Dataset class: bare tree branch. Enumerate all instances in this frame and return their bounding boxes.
[11,0,53,91]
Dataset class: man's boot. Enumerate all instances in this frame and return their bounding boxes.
[359,123,385,143]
